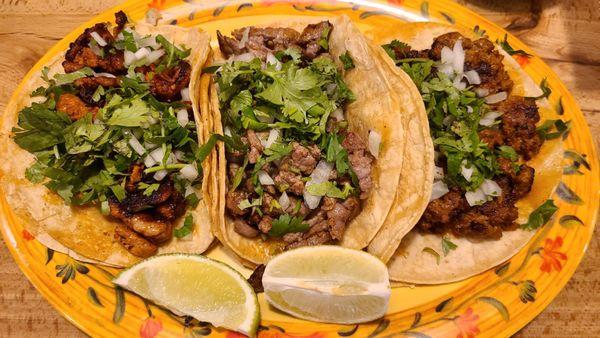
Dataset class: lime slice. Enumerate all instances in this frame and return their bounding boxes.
[113,254,259,337]
[262,246,390,324]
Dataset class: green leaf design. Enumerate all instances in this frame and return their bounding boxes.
[435,297,453,312]
[420,2,429,18]
[556,181,584,205]
[189,327,212,336]
[75,263,89,274]
[559,215,584,228]
[338,324,359,336]
[359,11,386,19]
[410,312,422,328]
[237,3,253,12]
[478,297,509,321]
[188,10,196,21]
[87,287,104,307]
[494,261,511,276]
[213,5,225,16]
[439,12,455,24]
[45,248,54,265]
[557,96,564,115]
[564,150,591,170]
[367,318,389,337]
[473,25,487,38]
[519,280,537,303]
[422,247,441,264]
[113,286,126,324]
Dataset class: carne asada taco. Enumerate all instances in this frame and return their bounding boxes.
[371,23,564,283]
[208,16,430,264]
[0,12,214,267]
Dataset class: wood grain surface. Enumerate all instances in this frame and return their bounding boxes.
[0,0,598,337]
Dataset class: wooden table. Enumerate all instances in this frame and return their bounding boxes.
[0,0,598,337]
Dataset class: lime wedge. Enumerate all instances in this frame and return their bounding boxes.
[262,246,390,324]
[113,254,259,337]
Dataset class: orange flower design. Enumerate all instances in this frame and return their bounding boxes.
[513,54,531,68]
[454,307,480,338]
[387,0,404,6]
[140,317,162,338]
[148,0,166,10]
[540,236,568,273]
[22,229,34,241]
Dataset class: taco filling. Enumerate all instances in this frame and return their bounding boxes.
[11,12,209,258]
[215,22,376,249]
[383,32,557,240]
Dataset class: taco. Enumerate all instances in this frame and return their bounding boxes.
[0,12,215,267]
[370,23,564,283]
[207,15,430,265]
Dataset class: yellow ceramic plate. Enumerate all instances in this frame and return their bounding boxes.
[1,1,598,337]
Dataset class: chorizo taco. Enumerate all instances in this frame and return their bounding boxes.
[0,12,215,267]
[207,15,431,265]
[370,23,564,283]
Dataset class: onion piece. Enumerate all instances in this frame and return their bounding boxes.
[149,147,165,162]
[144,155,157,168]
[368,130,382,159]
[90,31,107,47]
[89,42,103,56]
[177,109,189,128]
[266,53,282,71]
[475,88,490,98]
[137,36,159,49]
[231,52,254,62]
[124,50,135,67]
[430,181,450,201]
[238,27,250,48]
[128,134,146,156]
[153,170,168,181]
[258,170,275,185]
[484,91,508,104]
[326,83,338,95]
[434,166,445,180]
[224,126,232,137]
[184,185,195,197]
[479,111,502,126]
[134,47,150,60]
[460,161,474,182]
[452,76,467,90]
[144,49,165,65]
[467,106,474,114]
[303,161,334,209]
[180,164,198,181]
[331,108,345,121]
[93,71,116,78]
[278,192,291,211]
[481,179,502,197]
[452,40,465,74]
[465,188,486,206]
[174,150,186,161]
[180,87,190,102]
[440,46,454,66]
[264,129,279,149]
[464,70,481,85]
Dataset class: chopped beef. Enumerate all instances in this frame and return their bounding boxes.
[274,170,304,196]
[226,190,250,216]
[478,129,504,149]
[109,200,173,244]
[125,163,145,193]
[342,132,374,199]
[233,219,259,238]
[428,32,513,95]
[327,197,359,240]
[247,264,266,293]
[417,188,469,234]
[119,179,174,213]
[258,215,274,233]
[150,60,191,102]
[289,142,320,174]
[246,129,264,164]
[287,231,332,249]
[155,193,187,221]
[217,21,331,61]
[498,158,535,199]
[114,224,158,258]
[114,10,128,36]
[75,76,121,106]
[56,93,99,120]
[283,196,311,217]
[261,193,282,217]
[494,96,543,160]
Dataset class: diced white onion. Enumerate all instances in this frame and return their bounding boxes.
[124,50,135,67]
[128,135,146,156]
[467,106,474,114]
[266,53,282,71]
[143,154,157,168]
[180,164,198,181]
[430,181,450,201]
[238,27,250,48]
[479,111,502,126]
[149,147,165,162]
[144,141,159,150]
[231,52,255,62]
[144,49,165,65]
[153,170,168,181]
[461,161,474,182]
[137,36,159,49]
[475,88,490,98]
[326,83,338,95]
[184,185,195,197]
[90,31,107,47]
[452,40,465,74]
[93,71,116,78]
[303,161,334,209]
[481,179,502,197]
[134,47,151,60]
[464,70,481,85]
[465,188,486,206]
[166,153,177,165]
[177,109,189,128]
[224,126,232,137]
[368,130,382,159]
[180,87,190,102]
[434,166,445,180]
[174,150,186,161]
[258,170,275,185]
[484,91,508,104]
[278,192,291,210]
[264,129,279,149]
[440,46,454,66]
[452,76,467,90]
[331,108,345,121]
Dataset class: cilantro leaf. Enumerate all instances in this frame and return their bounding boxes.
[339,51,355,70]
[173,214,194,238]
[156,34,191,68]
[306,181,353,199]
[441,237,458,256]
[422,247,441,264]
[106,97,151,127]
[263,142,293,162]
[53,67,94,86]
[521,200,558,230]
[498,145,518,161]
[268,214,309,237]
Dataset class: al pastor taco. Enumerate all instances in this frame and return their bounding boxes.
[207,16,431,264]
[0,12,215,267]
[372,23,564,283]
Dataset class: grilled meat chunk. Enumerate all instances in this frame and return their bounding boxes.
[114,224,158,258]
[298,21,332,60]
[417,188,470,234]
[109,200,172,244]
[150,60,191,102]
[289,142,320,174]
[247,264,266,293]
[495,96,543,160]
[234,219,259,238]
[274,170,304,196]
[246,130,264,164]
[114,10,128,36]
[478,129,504,149]
[125,163,145,193]
[342,132,374,199]
[226,190,250,217]
[119,179,174,213]
[75,76,121,106]
[56,93,98,120]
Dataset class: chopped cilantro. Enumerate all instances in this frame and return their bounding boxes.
[339,51,355,70]
[521,200,558,230]
[173,214,194,238]
[138,182,160,196]
[306,181,353,199]
[441,237,458,256]
[422,247,441,264]
[268,214,309,237]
